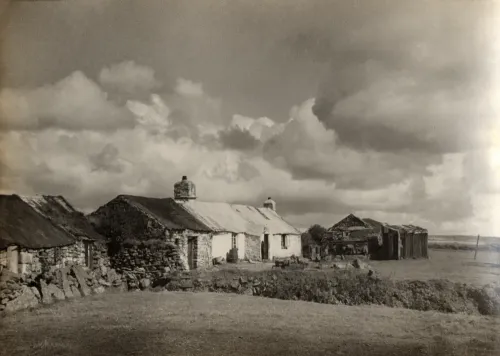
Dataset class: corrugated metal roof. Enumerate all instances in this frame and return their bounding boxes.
[20,195,106,242]
[390,224,428,234]
[176,200,301,236]
[0,195,76,249]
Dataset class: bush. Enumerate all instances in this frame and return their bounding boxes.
[163,269,500,316]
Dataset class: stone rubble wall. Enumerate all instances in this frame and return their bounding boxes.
[1,240,109,276]
[0,261,126,315]
[111,240,184,289]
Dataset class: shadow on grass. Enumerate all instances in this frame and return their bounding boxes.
[8,325,498,356]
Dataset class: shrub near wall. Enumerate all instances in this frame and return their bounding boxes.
[162,269,500,316]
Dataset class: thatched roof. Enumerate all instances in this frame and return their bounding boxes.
[118,195,212,231]
[20,195,106,242]
[0,195,76,249]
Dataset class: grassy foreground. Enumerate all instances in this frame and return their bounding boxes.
[1,291,499,356]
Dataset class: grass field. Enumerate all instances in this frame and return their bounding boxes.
[1,291,499,356]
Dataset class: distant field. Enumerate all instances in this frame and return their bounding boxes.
[430,235,500,247]
[1,291,499,356]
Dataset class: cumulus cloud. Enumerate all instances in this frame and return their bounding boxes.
[0,71,134,131]
[174,78,204,97]
[0,58,498,235]
[99,60,162,96]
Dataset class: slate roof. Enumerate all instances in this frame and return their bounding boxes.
[0,195,76,249]
[177,200,301,236]
[20,195,106,242]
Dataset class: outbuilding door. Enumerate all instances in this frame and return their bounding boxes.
[187,236,197,270]
[261,234,269,260]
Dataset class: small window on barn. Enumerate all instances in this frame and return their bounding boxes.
[175,238,180,246]
[281,235,288,249]
[231,233,237,249]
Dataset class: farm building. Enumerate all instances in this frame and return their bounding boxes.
[325,214,429,260]
[88,176,301,275]
[0,194,108,275]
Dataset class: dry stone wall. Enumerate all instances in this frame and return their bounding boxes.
[0,261,126,315]
[1,240,109,276]
[111,240,184,289]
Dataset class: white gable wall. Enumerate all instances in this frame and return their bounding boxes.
[261,231,302,260]
[211,232,246,261]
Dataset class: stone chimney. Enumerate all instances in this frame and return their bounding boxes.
[263,197,276,211]
[174,175,197,200]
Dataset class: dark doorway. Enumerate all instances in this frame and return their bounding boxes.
[261,234,269,260]
[187,236,197,270]
[84,241,93,269]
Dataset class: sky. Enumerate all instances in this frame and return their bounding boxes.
[0,0,500,235]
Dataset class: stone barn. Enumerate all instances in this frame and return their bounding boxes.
[89,176,302,278]
[0,194,108,275]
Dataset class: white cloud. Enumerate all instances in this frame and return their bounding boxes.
[0,71,134,131]
[174,78,204,97]
[1,67,500,236]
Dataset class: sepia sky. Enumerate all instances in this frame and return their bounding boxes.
[1,0,500,235]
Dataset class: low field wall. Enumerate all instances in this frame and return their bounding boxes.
[2,260,500,317]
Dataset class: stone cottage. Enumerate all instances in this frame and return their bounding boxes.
[0,194,108,275]
[89,176,302,276]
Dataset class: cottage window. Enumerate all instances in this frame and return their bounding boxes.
[281,235,288,249]
[231,233,237,249]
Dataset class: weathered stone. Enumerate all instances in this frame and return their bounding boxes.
[242,287,253,296]
[239,276,248,284]
[352,259,366,269]
[100,265,108,276]
[98,279,111,287]
[118,281,128,292]
[71,285,82,298]
[139,278,151,290]
[4,285,39,312]
[48,284,66,301]
[179,280,193,290]
[230,281,240,291]
[0,269,19,283]
[1,297,8,305]
[72,266,92,296]
[93,286,105,294]
[30,287,41,300]
[40,280,53,304]
[56,268,73,298]
[106,269,120,283]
